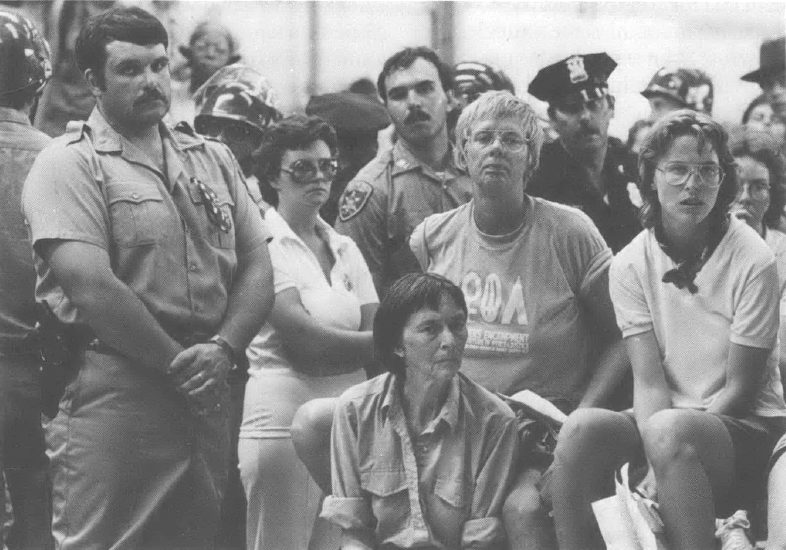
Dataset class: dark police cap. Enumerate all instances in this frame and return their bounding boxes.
[528,52,617,106]
[306,92,390,134]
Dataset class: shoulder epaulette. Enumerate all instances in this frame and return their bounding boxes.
[64,120,87,144]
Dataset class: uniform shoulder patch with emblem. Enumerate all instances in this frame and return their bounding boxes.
[338,181,373,222]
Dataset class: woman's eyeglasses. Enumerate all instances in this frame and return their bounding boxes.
[470,130,530,152]
[655,162,724,188]
[280,158,338,183]
[736,181,771,200]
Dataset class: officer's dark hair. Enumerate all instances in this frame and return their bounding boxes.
[730,134,786,229]
[637,109,737,230]
[377,46,453,104]
[75,6,168,89]
[373,273,467,380]
[253,114,337,207]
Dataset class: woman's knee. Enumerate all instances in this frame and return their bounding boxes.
[504,478,544,522]
[640,409,706,469]
[554,408,632,464]
[291,398,336,455]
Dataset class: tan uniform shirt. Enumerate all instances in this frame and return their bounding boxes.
[23,107,270,337]
[334,140,472,295]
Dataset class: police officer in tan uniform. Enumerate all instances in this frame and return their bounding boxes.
[22,7,274,550]
[527,53,641,253]
[334,46,472,297]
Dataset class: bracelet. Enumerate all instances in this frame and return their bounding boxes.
[209,335,236,365]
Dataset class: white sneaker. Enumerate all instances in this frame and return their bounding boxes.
[715,510,754,550]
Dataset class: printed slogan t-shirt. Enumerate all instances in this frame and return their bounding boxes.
[410,197,612,405]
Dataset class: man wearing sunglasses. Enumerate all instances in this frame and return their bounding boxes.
[526,53,641,254]
[335,46,472,297]
[22,7,274,550]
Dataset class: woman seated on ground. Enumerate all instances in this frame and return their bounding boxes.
[239,115,378,550]
[550,110,786,550]
[320,272,519,549]
[408,90,629,550]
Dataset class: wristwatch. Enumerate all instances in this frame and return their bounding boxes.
[209,335,236,365]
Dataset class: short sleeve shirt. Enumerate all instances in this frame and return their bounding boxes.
[321,372,518,549]
[0,108,51,344]
[241,208,378,437]
[610,217,786,416]
[22,107,270,336]
[334,139,473,295]
[410,197,612,405]
[527,137,641,254]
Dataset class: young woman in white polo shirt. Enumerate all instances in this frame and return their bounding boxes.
[239,115,378,550]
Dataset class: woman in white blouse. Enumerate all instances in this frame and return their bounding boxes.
[239,115,378,550]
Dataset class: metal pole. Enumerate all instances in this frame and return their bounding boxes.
[308,1,319,97]
[431,1,455,66]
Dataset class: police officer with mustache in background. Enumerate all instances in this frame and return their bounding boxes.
[527,53,641,253]
[334,46,472,297]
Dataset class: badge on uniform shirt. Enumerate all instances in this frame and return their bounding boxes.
[338,181,373,222]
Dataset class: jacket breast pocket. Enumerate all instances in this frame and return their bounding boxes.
[434,474,468,510]
[360,468,409,534]
[106,182,167,247]
[188,183,236,249]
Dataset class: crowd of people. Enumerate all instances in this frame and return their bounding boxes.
[1,3,786,550]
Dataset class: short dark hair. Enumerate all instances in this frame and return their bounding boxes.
[252,115,337,207]
[75,6,168,88]
[730,135,786,229]
[376,46,452,103]
[742,93,771,125]
[373,273,467,379]
[627,118,653,150]
[637,109,737,230]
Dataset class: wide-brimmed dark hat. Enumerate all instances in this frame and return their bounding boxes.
[741,36,785,83]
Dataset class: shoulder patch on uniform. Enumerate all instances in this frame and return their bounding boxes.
[338,181,373,222]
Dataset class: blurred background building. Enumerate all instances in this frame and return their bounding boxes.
[2,1,783,139]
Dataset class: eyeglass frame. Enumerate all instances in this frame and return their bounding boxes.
[735,178,771,201]
[654,162,725,188]
[280,158,339,183]
[467,129,534,153]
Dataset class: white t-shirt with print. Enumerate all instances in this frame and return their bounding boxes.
[610,217,786,416]
[410,197,612,406]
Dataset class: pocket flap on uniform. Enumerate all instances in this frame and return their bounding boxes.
[434,475,466,508]
[360,468,408,497]
[107,182,163,205]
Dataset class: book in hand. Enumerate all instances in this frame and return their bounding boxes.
[501,389,568,429]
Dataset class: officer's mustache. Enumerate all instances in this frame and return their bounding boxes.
[135,88,167,105]
[404,109,431,124]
